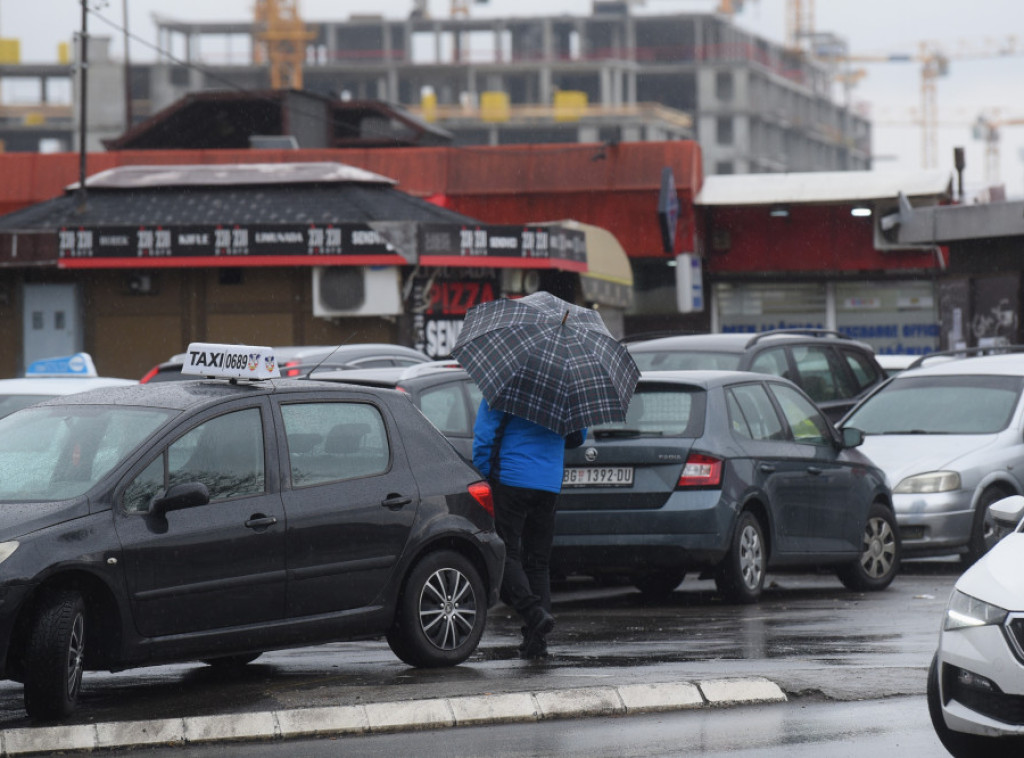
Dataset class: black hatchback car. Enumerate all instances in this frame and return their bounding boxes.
[0,344,502,719]
[627,330,886,422]
[554,371,900,602]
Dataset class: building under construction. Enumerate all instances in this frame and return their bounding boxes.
[0,1,870,176]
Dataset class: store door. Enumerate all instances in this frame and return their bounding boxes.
[22,284,81,370]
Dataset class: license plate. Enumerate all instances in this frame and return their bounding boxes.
[562,466,634,487]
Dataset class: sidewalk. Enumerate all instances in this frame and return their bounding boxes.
[0,676,786,756]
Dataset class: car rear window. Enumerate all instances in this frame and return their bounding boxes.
[844,375,1024,434]
[594,384,706,437]
[630,351,742,371]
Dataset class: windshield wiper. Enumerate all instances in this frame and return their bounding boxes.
[878,429,932,435]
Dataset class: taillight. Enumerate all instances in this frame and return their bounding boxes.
[283,360,301,378]
[677,453,723,488]
[468,480,494,517]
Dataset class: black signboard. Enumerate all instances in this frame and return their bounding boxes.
[56,222,589,272]
[57,224,406,263]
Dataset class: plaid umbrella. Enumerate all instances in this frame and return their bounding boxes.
[452,291,640,436]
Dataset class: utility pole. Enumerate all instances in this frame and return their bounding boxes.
[122,0,132,130]
[76,0,88,210]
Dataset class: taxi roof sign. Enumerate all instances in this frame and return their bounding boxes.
[182,343,280,381]
[26,352,99,378]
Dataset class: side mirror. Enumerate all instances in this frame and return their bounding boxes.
[990,495,1024,531]
[840,427,864,449]
[150,482,210,517]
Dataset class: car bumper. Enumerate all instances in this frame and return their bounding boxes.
[552,489,732,574]
[894,492,973,554]
[937,625,1024,737]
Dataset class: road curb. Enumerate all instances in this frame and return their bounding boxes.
[0,677,786,756]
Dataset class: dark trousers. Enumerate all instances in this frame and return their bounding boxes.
[491,481,558,618]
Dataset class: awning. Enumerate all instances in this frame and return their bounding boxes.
[538,220,634,308]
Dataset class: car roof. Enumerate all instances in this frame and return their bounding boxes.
[0,376,137,395]
[31,377,390,413]
[627,330,873,354]
[892,352,1024,378]
[637,369,791,389]
[313,362,467,386]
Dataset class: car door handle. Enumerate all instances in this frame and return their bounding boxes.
[806,466,823,475]
[381,494,412,511]
[759,463,776,473]
[245,515,278,530]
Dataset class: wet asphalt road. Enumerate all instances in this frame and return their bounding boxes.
[0,560,960,729]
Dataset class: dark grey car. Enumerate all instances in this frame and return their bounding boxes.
[312,363,482,461]
[627,330,886,422]
[553,370,899,602]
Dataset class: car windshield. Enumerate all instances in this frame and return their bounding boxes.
[844,375,1024,435]
[0,394,55,419]
[594,385,706,437]
[630,351,742,371]
[0,405,175,501]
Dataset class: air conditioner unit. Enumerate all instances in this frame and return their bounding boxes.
[312,266,403,317]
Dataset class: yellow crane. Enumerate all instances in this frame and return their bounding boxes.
[253,0,316,90]
[973,112,1024,187]
[816,36,1019,169]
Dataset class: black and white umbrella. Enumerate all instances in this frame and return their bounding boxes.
[452,291,640,436]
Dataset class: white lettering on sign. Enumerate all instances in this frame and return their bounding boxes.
[489,236,518,250]
[99,235,130,246]
[177,233,210,246]
[425,319,464,358]
[254,231,304,244]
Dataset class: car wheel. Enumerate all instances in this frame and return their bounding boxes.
[202,653,262,668]
[23,590,86,720]
[632,570,687,598]
[927,653,1022,757]
[964,487,1012,567]
[836,502,900,591]
[386,550,486,668]
[715,511,766,604]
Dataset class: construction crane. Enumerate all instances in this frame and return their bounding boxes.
[815,36,1020,169]
[973,112,1024,187]
[253,0,316,90]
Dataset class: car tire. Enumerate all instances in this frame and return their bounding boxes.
[632,570,687,598]
[927,653,1022,757]
[715,511,766,604]
[23,590,87,720]
[386,550,486,668]
[964,487,1011,568]
[202,653,262,668]
[836,502,900,592]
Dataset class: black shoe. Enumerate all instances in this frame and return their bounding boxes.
[521,607,554,659]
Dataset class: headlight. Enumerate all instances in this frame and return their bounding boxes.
[0,541,17,565]
[945,589,1008,631]
[894,471,960,494]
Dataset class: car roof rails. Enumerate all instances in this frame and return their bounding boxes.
[397,360,463,381]
[745,329,853,348]
[906,344,1024,370]
[620,330,703,344]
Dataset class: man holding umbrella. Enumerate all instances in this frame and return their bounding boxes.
[453,291,640,660]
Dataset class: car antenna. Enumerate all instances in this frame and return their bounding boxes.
[306,332,358,379]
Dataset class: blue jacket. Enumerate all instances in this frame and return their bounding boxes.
[472,399,586,493]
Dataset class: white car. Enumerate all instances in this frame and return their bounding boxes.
[928,494,1024,756]
[0,353,136,418]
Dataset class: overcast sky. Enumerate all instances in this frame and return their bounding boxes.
[2,0,1022,198]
